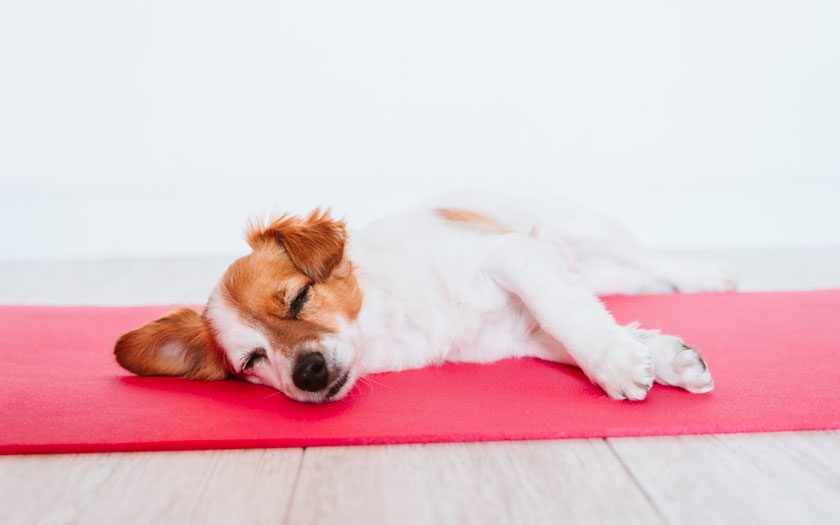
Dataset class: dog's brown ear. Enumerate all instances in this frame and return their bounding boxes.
[114,307,228,380]
[246,209,347,282]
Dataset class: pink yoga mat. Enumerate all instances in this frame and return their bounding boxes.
[1,290,839,454]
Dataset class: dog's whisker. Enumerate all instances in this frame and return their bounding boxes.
[360,375,391,390]
[260,390,285,400]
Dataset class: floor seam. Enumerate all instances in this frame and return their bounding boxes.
[280,448,307,525]
[605,439,670,525]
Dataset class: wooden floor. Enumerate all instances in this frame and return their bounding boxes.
[2,248,840,524]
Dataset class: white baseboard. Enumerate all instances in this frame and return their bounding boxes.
[3,183,839,259]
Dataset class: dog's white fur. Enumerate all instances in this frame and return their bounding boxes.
[205,192,733,402]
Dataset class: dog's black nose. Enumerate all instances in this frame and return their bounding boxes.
[292,352,329,392]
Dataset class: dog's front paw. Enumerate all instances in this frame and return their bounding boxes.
[588,337,655,401]
[669,344,714,393]
[630,327,714,394]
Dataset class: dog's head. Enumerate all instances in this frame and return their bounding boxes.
[114,210,363,402]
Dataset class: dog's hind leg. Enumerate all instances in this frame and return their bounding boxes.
[430,190,738,294]
[546,215,738,294]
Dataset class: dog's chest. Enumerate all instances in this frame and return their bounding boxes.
[347,225,536,372]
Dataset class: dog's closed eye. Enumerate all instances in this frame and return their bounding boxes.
[242,348,267,371]
[290,284,311,319]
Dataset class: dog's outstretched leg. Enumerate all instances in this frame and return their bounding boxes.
[487,234,656,400]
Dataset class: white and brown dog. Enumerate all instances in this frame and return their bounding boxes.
[115,192,736,403]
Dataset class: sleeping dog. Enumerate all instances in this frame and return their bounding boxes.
[115,192,735,402]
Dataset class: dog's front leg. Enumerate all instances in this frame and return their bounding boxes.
[486,235,655,400]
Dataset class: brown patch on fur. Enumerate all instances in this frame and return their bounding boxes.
[114,307,229,380]
[219,209,363,357]
[435,207,510,234]
[246,209,346,282]
[219,250,362,357]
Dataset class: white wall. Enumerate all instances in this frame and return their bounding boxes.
[1,1,838,259]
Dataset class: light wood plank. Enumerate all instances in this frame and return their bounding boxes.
[608,431,840,524]
[0,449,303,525]
[287,440,663,525]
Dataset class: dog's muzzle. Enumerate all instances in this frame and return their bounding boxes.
[292,351,350,399]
